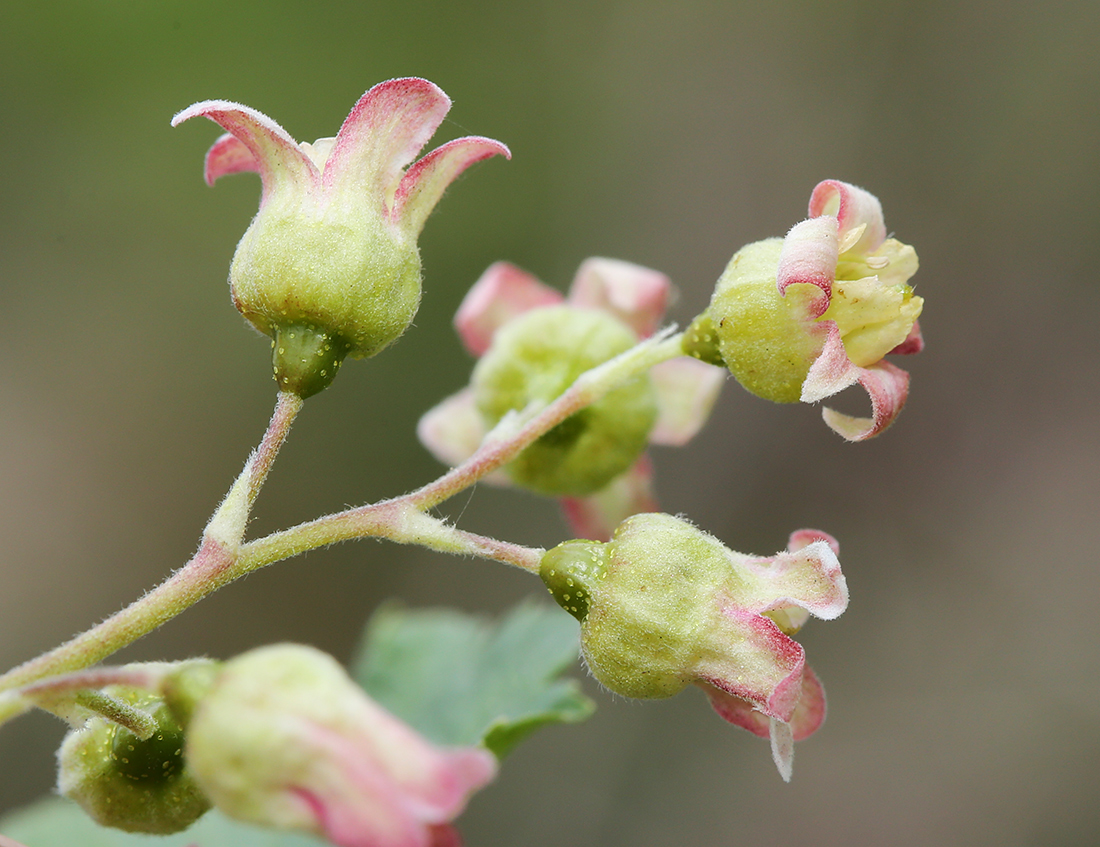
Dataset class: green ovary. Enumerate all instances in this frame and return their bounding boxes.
[473,306,658,497]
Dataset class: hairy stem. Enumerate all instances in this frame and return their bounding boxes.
[0,393,302,697]
[0,332,683,698]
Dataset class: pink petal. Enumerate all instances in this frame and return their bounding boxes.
[559,456,658,541]
[203,132,261,185]
[428,825,464,847]
[648,357,725,446]
[393,136,511,233]
[821,360,910,441]
[417,389,487,467]
[453,262,564,356]
[769,719,795,782]
[322,78,451,202]
[889,319,925,355]
[808,180,886,255]
[776,216,838,318]
[738,542,848,621]
[172,100,318,202]
[566,258,671,337]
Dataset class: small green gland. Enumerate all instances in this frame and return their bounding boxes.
[682,313,726,367]
[540,540,609,621]
[272,324,352,399]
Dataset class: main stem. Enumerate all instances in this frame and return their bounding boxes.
[0,392,302,697]
[0,331,686,701]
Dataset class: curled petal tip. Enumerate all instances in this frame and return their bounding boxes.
[890,319,925,355]
[808,179,886,253]
[777,216,839,318]
[822,360,910,441]
[392,135,511,234]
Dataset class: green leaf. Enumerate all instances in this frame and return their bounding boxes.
[0,797,325,847]
[351,600,594,758]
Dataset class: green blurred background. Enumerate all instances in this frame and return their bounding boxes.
[2,0,1099,844]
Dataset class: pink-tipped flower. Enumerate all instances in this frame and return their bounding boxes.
[185,644,496,847]
[417,259,725,539]
[540,514,847,781]
[687,180,923,440]
[173,79,510,398]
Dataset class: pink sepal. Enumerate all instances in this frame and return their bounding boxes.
[428,824,464,847]
[821,360,910,442]
[788,528,840,557]
[776,216,839,318]
[567,258,671,338]
[293,722,496,847]
[740,541,848,621]
[454,262,564,356]
[416,389,487,467]
[648,357,725,446]
[801,324,910,440]
[701,665,826,781]
[203,133,260,185]
[172,99,318,202]
[890,319,924,355]
[416,390,510,485]
[808,180,886,255]
[559,456,658,541]
[702,612,806,722]
[393,136,511,234]
[323,78,452,200]
[702,666,826,743]
[800,322,858,403]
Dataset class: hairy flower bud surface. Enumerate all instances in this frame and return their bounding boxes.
[473,305,658,496]
[186,644,495,847]
[541,513,848,779]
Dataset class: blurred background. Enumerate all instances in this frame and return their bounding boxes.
[1,0,1098,844]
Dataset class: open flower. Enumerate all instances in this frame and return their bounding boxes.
[173,78,510,398]
[688,179,923,440]
[418,259,725,539]
[185,644,496,847]
[540,514,847,781]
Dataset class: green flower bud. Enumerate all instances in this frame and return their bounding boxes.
[174,79,508,399]
[540,512,848,702]
[57,691,210,834]
[472,305,658,496]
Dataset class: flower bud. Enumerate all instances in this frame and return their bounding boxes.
[472,305,658,496]
[56,691,210,834]
[686,180,923,440]
[185,644,496,847]
[541,513,848,778]
[174,79,509,398]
